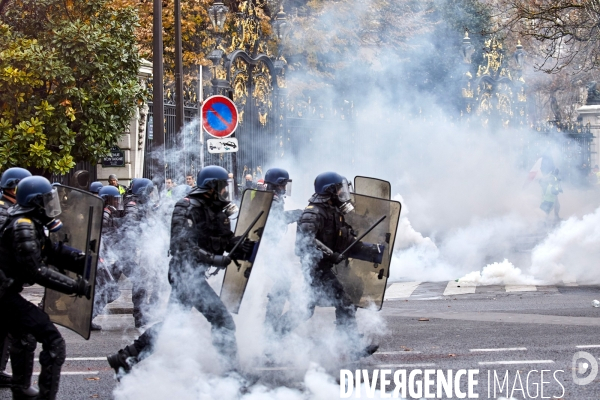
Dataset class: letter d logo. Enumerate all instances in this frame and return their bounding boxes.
[573,351,598,385]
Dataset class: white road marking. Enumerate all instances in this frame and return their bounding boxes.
[576,345,600,348]
[35,357,106,361]
[505,285,537,292]
[376,363,436,368]
[478,360,554,365]
[254,367,299,371]
[470,348,527,352]
[384,282,421,300]
[443,281,476,296]
[33,371,100,375]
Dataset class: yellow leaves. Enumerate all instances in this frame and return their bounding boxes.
[64,106,76,121]
[60,99,72,107]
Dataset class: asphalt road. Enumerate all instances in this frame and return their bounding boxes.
[2,284,600,399]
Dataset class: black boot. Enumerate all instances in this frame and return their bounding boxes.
[0,370,11,388]
[11,385,39,400]
[107,344,139,376]
[37,337,66,400]
[0,335,11,388]
[10,334,38,399]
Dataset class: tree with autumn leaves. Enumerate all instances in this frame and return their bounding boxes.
[0,0,141,174]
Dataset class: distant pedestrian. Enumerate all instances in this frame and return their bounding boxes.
[185,174,195,187]
[244,174,255,190]
[540,168,563,220]
[108,174,127,195]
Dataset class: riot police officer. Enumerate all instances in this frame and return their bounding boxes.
[120,178,158,328]
[0,176,91,399]
[0,168,38,397]
[107,166,255,376]
[91,185,125,330]
[262,168,302,335]
[273,172,378,359]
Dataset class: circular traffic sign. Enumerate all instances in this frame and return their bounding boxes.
[201,95,239,138]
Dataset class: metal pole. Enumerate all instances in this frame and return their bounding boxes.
[174,0,184,135]
[152,0,165,184]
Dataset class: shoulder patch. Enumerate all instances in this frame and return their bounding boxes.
[0,201,4,206]
[17,218,32,224]
[305,206,314,209]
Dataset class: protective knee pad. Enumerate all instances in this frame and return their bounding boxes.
[39,337,66,368]
[12,334,37,354]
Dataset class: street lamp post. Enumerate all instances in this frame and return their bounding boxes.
[207,0,238,177]
[207,0,230,96]
[174,0,184,135]
[152,0,165,184]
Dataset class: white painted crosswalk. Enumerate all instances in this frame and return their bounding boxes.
[384,281,564,301]
[383,281,421,300]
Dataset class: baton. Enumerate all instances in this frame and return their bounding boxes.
[228,210,264,257]
[339,215,386,259]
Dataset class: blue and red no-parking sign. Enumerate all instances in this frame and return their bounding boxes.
[201,95,239,138]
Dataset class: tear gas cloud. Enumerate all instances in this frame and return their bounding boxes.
[110,0,600,397]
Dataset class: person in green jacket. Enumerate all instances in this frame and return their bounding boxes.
[108,174,127,196]
[539,169,563,220]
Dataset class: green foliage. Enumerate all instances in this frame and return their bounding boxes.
[0,0,141,174]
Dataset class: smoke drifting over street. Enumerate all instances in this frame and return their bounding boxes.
[109,0,600,398]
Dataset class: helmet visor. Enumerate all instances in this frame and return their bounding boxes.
[336,179,351,203]
[42,188,62,217]
[104,195,123,211]
[227,179,235,200]
[217,180,231,202]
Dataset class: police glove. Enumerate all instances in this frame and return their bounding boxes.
[76,277,92,299]
[230,238,256,261]
[326,252,345,264]
[212,255,232,268]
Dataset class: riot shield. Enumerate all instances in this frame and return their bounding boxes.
[44,186,103,340]
[354,176,391,200]
[220,189,274,313]
[333,193,401,310]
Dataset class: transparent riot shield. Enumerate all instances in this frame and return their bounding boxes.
[333,193,401,310]
[220,189,274,313]
[354,176,391,200]
[44,186,103,340]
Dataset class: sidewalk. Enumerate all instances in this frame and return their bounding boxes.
[21,280,135,315]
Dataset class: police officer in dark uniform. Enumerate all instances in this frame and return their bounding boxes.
[0,176,91,399]
[120,178,157,328]
[262,168,302,334]
[107,166,255,376]
[274,172,377,358]
[91,185,125,330]
[0,168,38,397]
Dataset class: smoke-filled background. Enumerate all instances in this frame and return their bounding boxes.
[107,0,600,398]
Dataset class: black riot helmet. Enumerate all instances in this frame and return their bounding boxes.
[130,178,155,204]
[264,168,292,196]
[98,185,123,210]
[313,171,353,213]
[1,167,32,190]
[196,166,231,203]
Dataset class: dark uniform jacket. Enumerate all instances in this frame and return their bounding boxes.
[296,201,355,273]
[168,191,235,277]
[0,209,85,296]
